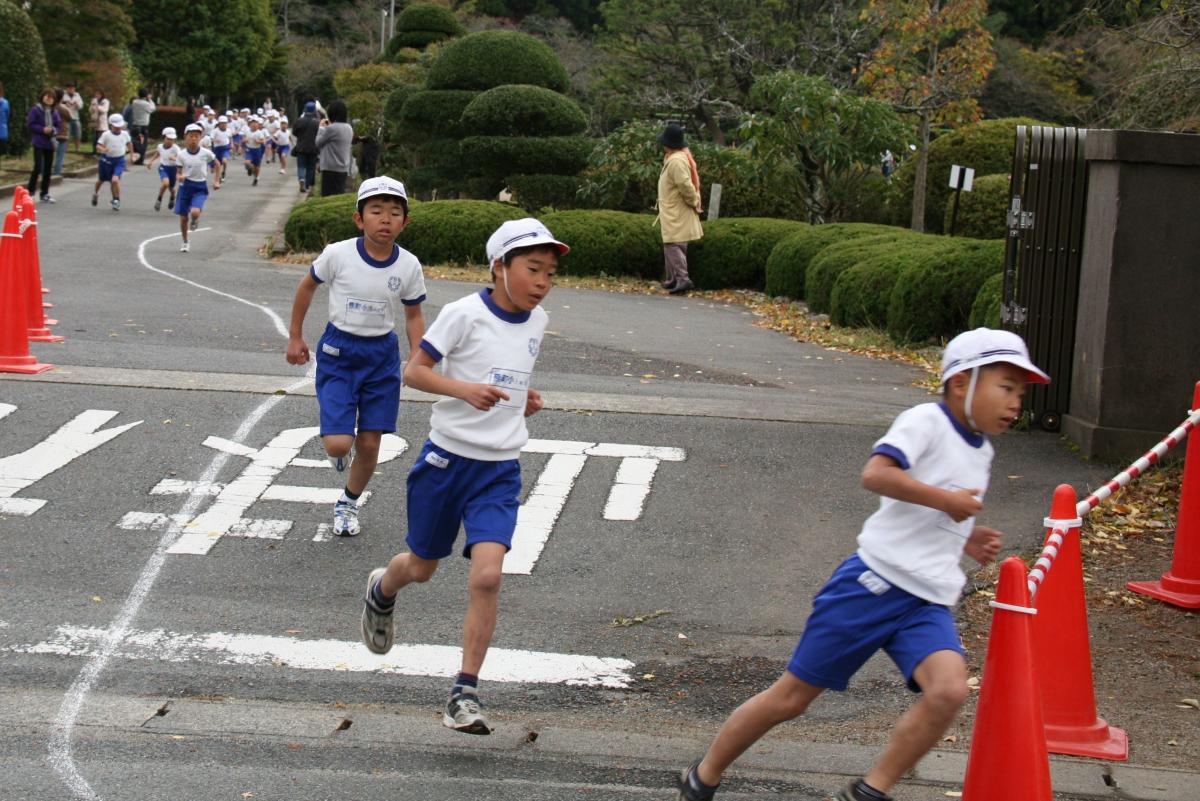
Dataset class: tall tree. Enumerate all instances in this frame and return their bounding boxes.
[25,0,135,81]
[858,0,994,231]
[131,0,275,98]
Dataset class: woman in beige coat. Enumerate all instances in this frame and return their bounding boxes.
[655,123,703,294]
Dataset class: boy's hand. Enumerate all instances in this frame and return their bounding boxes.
[965,526,1002,565]
[524,388,543,417]
[286,336,309,365]
[460,384,509,411]
[943,487,983,522]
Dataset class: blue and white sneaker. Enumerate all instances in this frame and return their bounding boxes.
[443,693,492,735]
[333,498,360,537]
[328,446,353,474]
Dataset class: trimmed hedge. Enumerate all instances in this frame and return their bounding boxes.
[764,223,901,300]
[969,271,1004,328]
[830,239,963,329]
[0,0,49,154]
[805,233,917,315]
[387,3,463,54]
[689,218,809,291]
[397,89,478,141]
[459,135,594,178]
[461,84,587,137]
[427,30,569,93]
[506,173,582,211]
[944,173,1010,239]
[285,193,359,251]
[541,210,661,277]
[887,239,1006,344]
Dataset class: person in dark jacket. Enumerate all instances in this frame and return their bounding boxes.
[27,88,61,202]
[290,101,320,193]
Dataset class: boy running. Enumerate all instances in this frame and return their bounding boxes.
[144,126,181,212]
[286,177,426,537]
[211,115,232,179]
[675,328,1050,801]
[92,113,132,211]
[360,217,568,735]
[175,123,220,253]
[273,119,292,174]
[244,117,266,185]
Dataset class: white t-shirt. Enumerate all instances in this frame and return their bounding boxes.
[97,130,131,158]
[211,127,231,147]
[856,402,994,606]
[310,237,426,339]
[420,289,548,461]
[245,129,266,149]
[273,129,291,147]
[177,147,216,182]
[156,143,180,167]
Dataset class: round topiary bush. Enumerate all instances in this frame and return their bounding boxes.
[426,30,569,93]
[459,135,594,179]
[461,84,587,137]
[887,239,1006,344]
[541,210,661,278]
[398,89,478,141]
[284,193,358,251]
[387,3,463,54]
[506,173,582,211]
[944,173,1011,239]
[887,117,1044,232]
[969,271,1004,328]
[805,232,919,315]
[830,239,963,329]
[0,0,49,154]
[384,84,418,132]
[764,223,901,300]
[688,218,808,291]
[398,200,526,265]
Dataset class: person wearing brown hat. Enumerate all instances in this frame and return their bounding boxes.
[655,122,703,294]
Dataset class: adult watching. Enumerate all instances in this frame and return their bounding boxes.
[291,100,320,194]
[62,81,84,151]
[88,89,109,153]
[26,88,60,203]
[129,87,156,164]
[654,122,703,295]
[315,99,353,196]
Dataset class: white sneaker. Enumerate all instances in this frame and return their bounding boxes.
[279,168,286,174]
[443,693,492,735]
[333,498,361,537]
[328,447,353,474]
[180,241,190,253]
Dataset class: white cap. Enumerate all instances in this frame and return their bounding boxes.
[240,108,250,114]
[486,218,569,265]
[107,113,125,127]
[184,123,204,134]
[356,176,408,207]
[940,328,1050,386]
[280,116,289,123]
[202,104,212,110]
[217,115,228,123]
[161,126,177,139]
[256,107,264,114]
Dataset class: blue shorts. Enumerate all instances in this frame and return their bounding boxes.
[232,134,243,144]
[275,145,289,156]
[97,155,125,182]
[406,439,521,560]
[213,145,230,161]
[158,166,177,187]
[246,147,263,165]
[314,322,400,436]
[174,180,208,215]
[787,554,964,693]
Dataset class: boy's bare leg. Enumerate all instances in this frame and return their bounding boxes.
[460,542,506,676]
[346,430,380,495]
[111,178,120,200]
[379,550,438,596]
[322,434,354,459]
[696,672,825,786]
[178,212,188,240]
[863,649,968,793]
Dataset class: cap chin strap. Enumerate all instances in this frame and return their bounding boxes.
[964,366,981,433]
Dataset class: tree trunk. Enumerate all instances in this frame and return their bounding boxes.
[910,110,931,232]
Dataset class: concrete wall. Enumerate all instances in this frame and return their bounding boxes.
[1064,130,1200,461]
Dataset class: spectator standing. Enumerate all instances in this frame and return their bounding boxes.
[62,81,84,151]
[355,132,380,179]
[26,88,60,203]
[654,122,703,295]
[52,88,70,176]
[129,87,156,164]
[291,101,320,194]
[316,99,353,196]
[0,83,10,157]
[88,90,109,153]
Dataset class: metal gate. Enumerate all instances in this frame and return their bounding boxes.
[1002,125,1089,431]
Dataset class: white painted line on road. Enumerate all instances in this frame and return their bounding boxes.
[16,625,636,688]
[150,479,223,496]
[0,402,14,421]
[505,453,587,575]
[312,523,333,542]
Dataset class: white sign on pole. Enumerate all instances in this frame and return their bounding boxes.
[949,164,975,192]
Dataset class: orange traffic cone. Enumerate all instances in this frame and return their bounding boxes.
[12,188,49,296]
[0,210,52,374]
[14,201,62,343]
[1032,484,1128,760]
[963,557,1052,801]
[1128,382,1200,608]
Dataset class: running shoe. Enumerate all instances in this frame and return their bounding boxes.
[328,447,353,474]
[91,193,98,207]
[360,567,394,654]
[252,176,258,186]
[279,168,286,174]
[443,693,492,735]
[333,498,360,537]
[180,241,189,253]
[677,760,717,801]
[111,198,120,211]
[154,198,161,212]
[40,194,55,204]
[190,217,198,231]
[823,780,893,801]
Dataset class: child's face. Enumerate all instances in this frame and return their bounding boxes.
[948,363,1028,435]
[185,131,201,149]
[354,197,408,244]
[496,248,557,311]
[164,137,176,147]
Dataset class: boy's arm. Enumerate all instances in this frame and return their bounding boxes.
[861,454,982,522]
[965,526,1002,565]
[525,388,544,417]
[403,348,509,411]
[402,303,424,359]
[286,273,320,364]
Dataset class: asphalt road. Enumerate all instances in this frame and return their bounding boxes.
[0,163,1133,801]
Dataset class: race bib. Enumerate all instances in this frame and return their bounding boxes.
[488,366,530,411]
[345,297,387,329]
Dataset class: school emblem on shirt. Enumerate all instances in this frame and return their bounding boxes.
[387,276,403,293]
[528,337,540,357]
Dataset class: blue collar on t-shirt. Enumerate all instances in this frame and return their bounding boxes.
[356,237,399,269]
[939,402,986,448]
[479,288,530,324]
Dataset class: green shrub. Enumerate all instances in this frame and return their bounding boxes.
[541,210,661,277]
[387,3,462,54]
[284,193,358,251]
[459,135,594,179]
[944,173,1011,239]
[806,233,920,315]
[830,239,963,329]
[969,271,1005,328]
[887,239,1006,344]
[398,89,478,141]
[688,218,808,291]
[398,200,525,265]
[829,172,891,224]
[764,223,902,300]
[506,173,582,211]
[427,30,569,93]
[461,84,587,137]
[888,117,1045,232]
[384,85,418,130]
[0,0,49,154]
